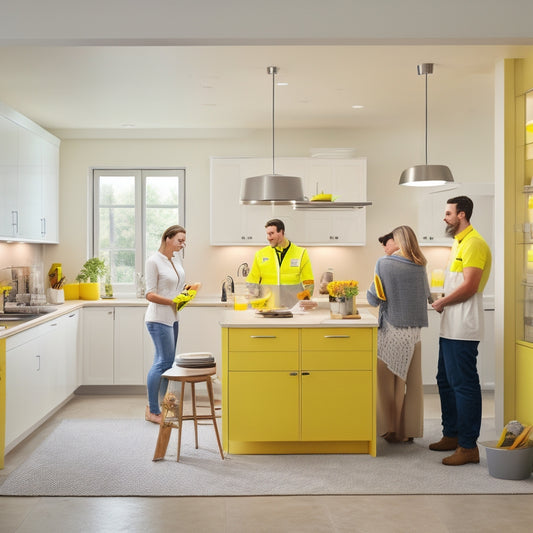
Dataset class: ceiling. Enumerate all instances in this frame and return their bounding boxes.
[0,44,531,138]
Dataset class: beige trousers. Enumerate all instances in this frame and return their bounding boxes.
[377,341,424,441]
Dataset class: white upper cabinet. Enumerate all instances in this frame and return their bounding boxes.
[0,101,60,243]
[210,157,368,246]
[0,115,19,238]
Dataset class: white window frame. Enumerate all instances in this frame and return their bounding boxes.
[91,168,185,297]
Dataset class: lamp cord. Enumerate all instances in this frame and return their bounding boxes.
[271,67,276,175]
[424,71,428,166]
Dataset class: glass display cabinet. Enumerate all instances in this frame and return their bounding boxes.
[521,91,533,344]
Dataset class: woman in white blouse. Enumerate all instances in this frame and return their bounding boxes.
[144,225,187,424]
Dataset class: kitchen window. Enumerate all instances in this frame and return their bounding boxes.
[92,168,185,296]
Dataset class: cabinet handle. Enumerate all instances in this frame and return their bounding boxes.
[41,217,46,237]
[301,371,310,376]
[324,335,350,339]
[289,372,298,376]
[36,354,40,371]
[250,335,276,339]
[11,210,18,235]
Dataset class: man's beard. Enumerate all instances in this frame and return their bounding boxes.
[445,221,459,238]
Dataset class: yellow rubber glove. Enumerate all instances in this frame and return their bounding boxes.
[173,289,197,311]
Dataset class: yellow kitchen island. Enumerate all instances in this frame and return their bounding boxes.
[220,308,378,456]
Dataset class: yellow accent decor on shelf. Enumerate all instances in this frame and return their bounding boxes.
[63,283,80,300]
[79,282,100,300]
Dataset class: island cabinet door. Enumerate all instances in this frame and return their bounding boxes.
[301,327,374,441]
[228,370,299,441]
[300,371,373,441]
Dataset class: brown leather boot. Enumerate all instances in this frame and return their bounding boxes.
[442,446,480,466]
[429,436,458,451]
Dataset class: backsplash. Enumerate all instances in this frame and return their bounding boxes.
[0,243,44,283]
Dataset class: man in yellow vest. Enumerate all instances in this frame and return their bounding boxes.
[247,219,314,308]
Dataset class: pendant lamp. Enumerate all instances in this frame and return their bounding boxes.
[240,66,305,205]
[399,63,454,187]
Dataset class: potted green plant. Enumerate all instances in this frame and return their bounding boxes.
[76,258,108,300]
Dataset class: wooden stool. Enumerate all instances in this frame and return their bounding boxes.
[152,365,224,461]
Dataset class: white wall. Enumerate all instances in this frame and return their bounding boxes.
[42,91,494,298]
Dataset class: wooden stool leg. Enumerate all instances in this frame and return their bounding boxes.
[177,381,186,462]
[153,426,172,461]
[207,377,224,460]
[191,381,199,449]
[153,406,172,461]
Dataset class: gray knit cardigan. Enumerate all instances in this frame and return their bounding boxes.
[366,254,430,328]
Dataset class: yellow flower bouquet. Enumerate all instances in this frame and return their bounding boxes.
[327,280,359,301]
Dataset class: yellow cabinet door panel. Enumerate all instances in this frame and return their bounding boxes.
[229,328,299,351]
[302,328,373,351]
[229,371,299,441]
[229,351,298,371]
[301,371,372,441]
[302,350,372,371]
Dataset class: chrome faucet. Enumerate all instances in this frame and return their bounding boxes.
[221,276,234,302]
[237,262,249,277]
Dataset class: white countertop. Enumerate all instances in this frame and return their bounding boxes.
[0,296,231,338]
[219,308,378,328]
[0,297,377,338]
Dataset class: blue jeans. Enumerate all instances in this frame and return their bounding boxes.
[436,337,481,449]
[146,321,179,415]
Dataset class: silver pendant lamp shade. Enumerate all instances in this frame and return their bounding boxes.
[240,66,305,205]
[399,63,454,187]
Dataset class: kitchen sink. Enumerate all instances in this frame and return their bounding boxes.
[0,313,41,322]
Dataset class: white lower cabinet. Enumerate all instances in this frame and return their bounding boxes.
[114,307,149,385]
[5,310,79,450]
[82,306,149,385]
[176,307,227,373]
[82,307,114,384]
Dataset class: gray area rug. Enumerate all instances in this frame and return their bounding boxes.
[1,418,532,496]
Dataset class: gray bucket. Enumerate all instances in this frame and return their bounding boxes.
[480,440,533,480]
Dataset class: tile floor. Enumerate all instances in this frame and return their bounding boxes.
[2,391,531,533]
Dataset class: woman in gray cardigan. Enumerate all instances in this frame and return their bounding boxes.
[367,225,431,443]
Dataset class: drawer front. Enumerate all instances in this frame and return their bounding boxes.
[302,350,372,371]
[229,351,298,371]
[229,328,299,352]
[301,328,373,351]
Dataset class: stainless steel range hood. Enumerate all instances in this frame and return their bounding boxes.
[293,200,372,209]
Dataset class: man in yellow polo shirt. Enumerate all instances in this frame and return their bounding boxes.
[430,196,492,466]
[247,219,314,308]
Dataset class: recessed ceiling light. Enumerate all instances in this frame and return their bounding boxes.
[351,105,364,109]
[120,123,135,128]
[277,82,288,86]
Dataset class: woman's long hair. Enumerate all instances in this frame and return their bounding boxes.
[392,225,427,266]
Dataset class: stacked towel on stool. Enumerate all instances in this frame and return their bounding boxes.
[175,352,215,369]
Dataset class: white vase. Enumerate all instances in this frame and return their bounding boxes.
[330,297,355,317]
